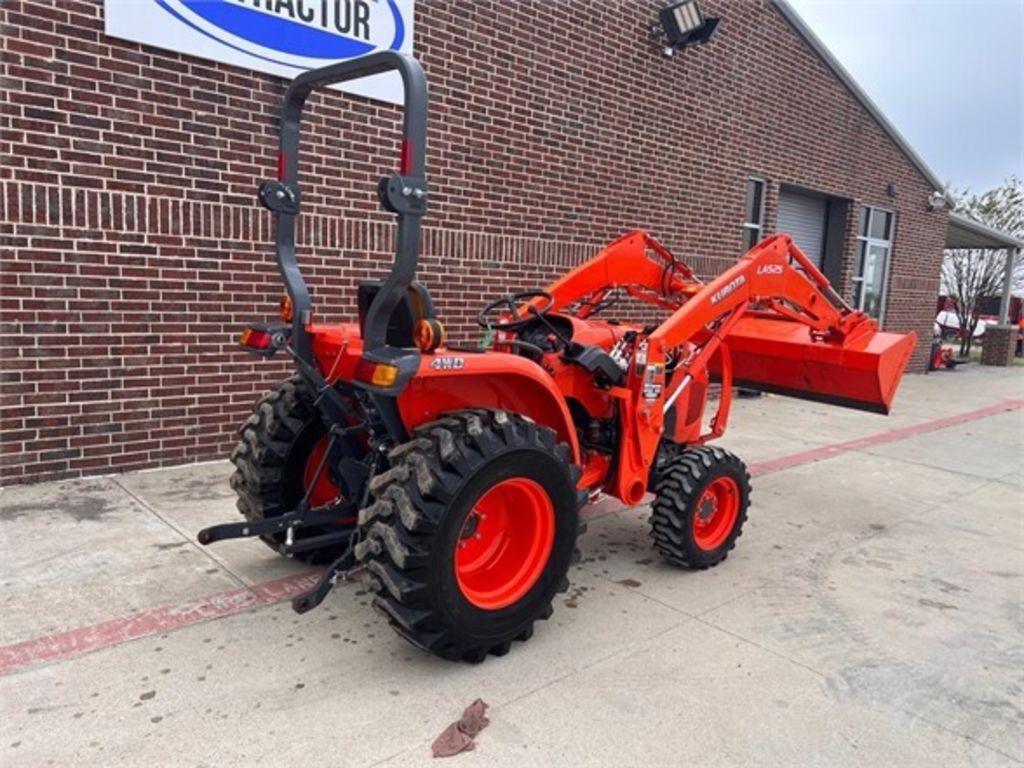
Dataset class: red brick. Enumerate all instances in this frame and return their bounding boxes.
[0,0,946,484]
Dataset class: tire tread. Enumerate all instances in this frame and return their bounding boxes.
[649,445,751,569]
[357,409,582,662]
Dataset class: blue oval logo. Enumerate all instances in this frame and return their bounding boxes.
[153,0,405,70]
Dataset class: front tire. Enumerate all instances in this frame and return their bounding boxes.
[356,410,585,662]
[650,446,751,569]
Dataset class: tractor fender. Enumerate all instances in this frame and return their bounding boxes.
[396,350,581,462]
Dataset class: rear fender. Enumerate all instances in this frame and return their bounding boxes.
[397,351,581,462]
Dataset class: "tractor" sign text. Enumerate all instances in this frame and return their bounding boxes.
[104,0,415,105]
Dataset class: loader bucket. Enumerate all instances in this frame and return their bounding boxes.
[720,316,916,415]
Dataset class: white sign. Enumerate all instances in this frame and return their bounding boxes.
[105,0,415,105]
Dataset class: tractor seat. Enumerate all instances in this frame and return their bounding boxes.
[357,281,436,348]
[562,343,626,387]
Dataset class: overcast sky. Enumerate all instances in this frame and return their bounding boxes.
[787,0,1023,194]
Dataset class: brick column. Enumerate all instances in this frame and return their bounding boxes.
[980,325,1016,366]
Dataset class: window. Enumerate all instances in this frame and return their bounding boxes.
[853,206,894,322]
[742,178,765,251]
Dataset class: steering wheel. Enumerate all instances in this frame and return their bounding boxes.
[476,291,555,332]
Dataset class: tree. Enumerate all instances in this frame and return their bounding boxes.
[941,177,1024,355]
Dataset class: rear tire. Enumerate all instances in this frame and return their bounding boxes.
[229,376,358,564]
[650,446,751,569]
[356,410,585,662]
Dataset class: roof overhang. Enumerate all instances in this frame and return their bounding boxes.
[946,212,1023,250]
[772,0,950,204]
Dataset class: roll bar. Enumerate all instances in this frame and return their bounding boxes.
[259,51,429,362]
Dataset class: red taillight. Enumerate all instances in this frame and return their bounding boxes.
[276,151,286,181]
[239,327,273,350]
[399,139,413,175]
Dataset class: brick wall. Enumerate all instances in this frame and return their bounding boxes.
[1,0,948,483]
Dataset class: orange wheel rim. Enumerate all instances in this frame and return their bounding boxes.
[302,435,342,508]
[455,477,555,611]
[692,476,740,551]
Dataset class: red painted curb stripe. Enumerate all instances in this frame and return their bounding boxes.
[747,398,1022,476]
[579,399,1024,518]
[1,398,1020,676]
[0,571,319,676]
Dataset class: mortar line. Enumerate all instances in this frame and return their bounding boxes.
[110,477,249,590]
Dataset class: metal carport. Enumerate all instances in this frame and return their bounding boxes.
[946,212,1023,324]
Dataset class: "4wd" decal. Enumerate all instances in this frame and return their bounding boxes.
[430,357,465,371]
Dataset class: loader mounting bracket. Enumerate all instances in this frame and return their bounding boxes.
[376,174,428,216]
[258,180,301,215]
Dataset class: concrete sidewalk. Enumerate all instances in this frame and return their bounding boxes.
[1,366,1022,767]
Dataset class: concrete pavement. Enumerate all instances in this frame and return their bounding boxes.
[1,365,1021,767]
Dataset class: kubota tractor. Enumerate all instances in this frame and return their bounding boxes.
[198,52,916,662]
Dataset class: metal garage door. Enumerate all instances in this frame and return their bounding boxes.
[777,189,827,267]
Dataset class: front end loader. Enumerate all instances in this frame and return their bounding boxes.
[198,52,915,662]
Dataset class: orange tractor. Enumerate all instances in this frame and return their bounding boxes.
[199,52,915,662]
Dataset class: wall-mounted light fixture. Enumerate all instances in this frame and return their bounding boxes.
[651,0,720,57]
[927,190,949,211]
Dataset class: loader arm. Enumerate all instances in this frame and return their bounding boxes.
[625,235,880,491]
[543,230,702,315]
[649,233,868,349]
[537,230,914,506]
[543,229,864,340]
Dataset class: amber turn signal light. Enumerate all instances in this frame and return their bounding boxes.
[280,294,293,322]
[354,358,400,388]
[413,318,445,352]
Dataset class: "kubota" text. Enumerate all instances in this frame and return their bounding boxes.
[710,275,746,305]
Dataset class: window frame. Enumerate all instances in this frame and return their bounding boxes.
[742,176,766,252]
[852,205,895,325]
